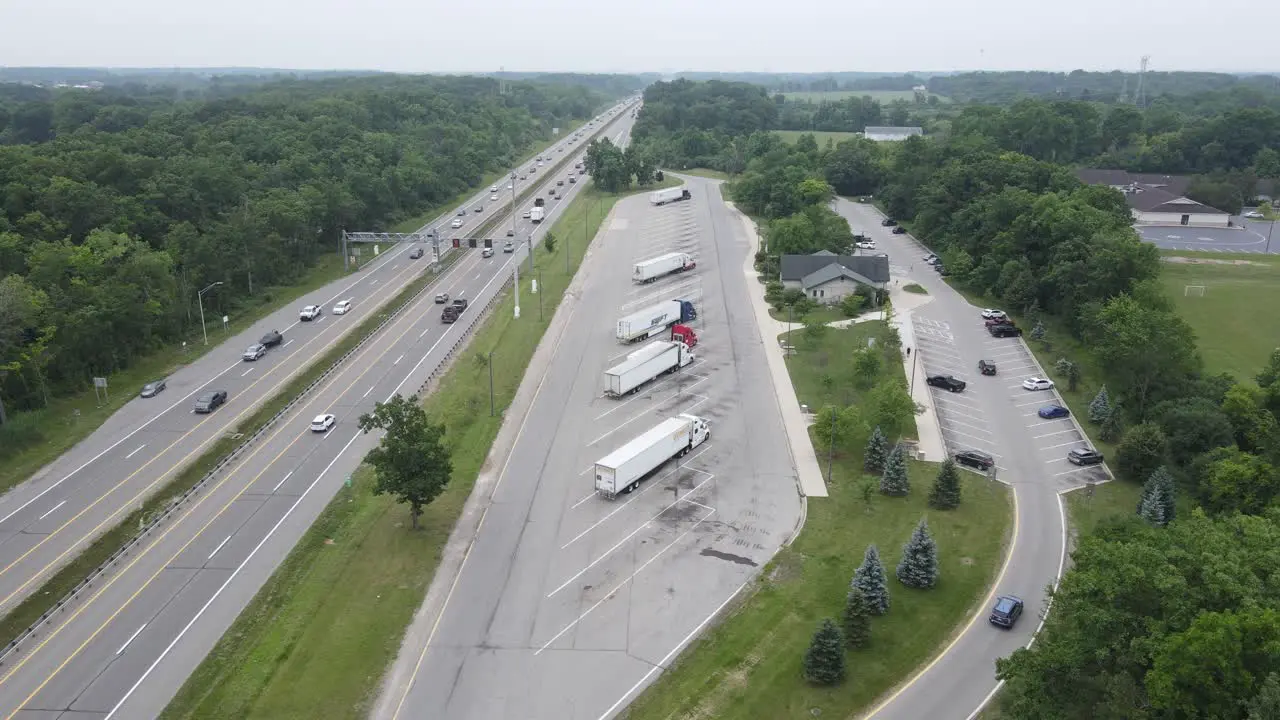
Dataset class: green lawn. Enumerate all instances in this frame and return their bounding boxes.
[625,322,1012,720]
[1158,251,1280,380]
[768,305,849,326]
[783,90,950,104]
[161,182,642,720]
[904,283,928,294]
[668,168,736,181]
[776,130,861,146]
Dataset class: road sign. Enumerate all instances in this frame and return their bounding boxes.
[93,377,108,388]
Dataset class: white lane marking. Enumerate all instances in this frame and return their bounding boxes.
[37,501,66,521]
[125,445,147,460]
[419,327,430,339]
[207,535,232,560]
[241,368,254,377]
[1034,429,1078,440]
[116,624,147,656]
[394,355,404,365]
[282,339,294,348]
[571,491,597,509]
[1043,440,1083,449]
[592,369,708,422]
[271,471,294,493]
[106,431,363,720]
[588,394,708,447]
[363,386,375,399]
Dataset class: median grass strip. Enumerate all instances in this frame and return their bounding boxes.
[623,321,1012,720]
[0,251,462,649]
[161,182,644,720]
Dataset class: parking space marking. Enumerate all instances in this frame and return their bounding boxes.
[1043,440,1082,449]
[1053,467,1092,477]
[943,428,997,446]
[1034,429,1078,440]
[938,417,993,434]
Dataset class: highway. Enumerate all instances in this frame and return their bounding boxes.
[0,100,628,625]
[374,176,802,720]
[835,199,1108,720]
[0,101,639,719]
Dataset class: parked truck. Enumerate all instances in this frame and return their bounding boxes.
[530,207,545,223]
[604,340,695,397]
[594,414,712,497]
[616,299,697,343]
[633,252,695,284]
[649,187,692,206]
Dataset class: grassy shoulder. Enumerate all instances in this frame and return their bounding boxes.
[624,322,1012,720]
[161,182,636,720]
[667,167,736,181]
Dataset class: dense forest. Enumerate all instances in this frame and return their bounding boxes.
[629,79,779,172]
[928,70,1280,104]
[637,77,1280,718]
[0,74,610,420]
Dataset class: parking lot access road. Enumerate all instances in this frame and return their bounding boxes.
[376,176,802,720]
[0,103,639,720]
[836,199,1110,720]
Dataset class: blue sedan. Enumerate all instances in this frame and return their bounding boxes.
[1038,405,1071,419]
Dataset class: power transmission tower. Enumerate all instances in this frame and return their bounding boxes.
[1135,56,1150,108]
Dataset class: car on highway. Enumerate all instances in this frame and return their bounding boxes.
[981,309,1007,320]
[451,218,464,228]
[310,413,336,433]
[926,374,966,392]
[260,329,283,347]
[490,185,497,192]
[242,343,267,361]
[881,218,898,226]
[434,292,450,304]
[1245,210,1264,218]
[522,210,531,219]
[441,298,468,323]
[954,449,995,471]
[988,323,1021,337]
[530,167,537,173]
[481,247,494,258]
[1068,447,1105,466]
[989,595,1024,628]
[978,359,997,375]
[490,194,499,201]
[473,205,483,213]
[1022,377,1054,391]
[504,241,514,253]
[892,226,907,234]
[506,228,515,236]
[519,174,526,180]
[556,180,564,186]
[194,389,228,413]
[140,380,167,398]
[409,247,424,259]
[299,305,322,321]
[1038,404,1071,419]
[855,241,876,250]
[569,176,577,183]
[456,209,466,216]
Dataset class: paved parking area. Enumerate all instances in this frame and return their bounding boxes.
[912,318,1002,470]
[1137,220,1278,254]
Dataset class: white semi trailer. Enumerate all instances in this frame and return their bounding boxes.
[650,187,692,206]
[616,299,697,343]
[604,340,694,397]
[633,252,695,284]
[594,414,711,497]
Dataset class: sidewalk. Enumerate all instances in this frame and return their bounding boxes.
[883,281,946,462]
[729,204,829,498]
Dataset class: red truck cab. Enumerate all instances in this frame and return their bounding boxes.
[672,324,698,348]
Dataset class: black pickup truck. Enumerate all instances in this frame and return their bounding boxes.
[441,298,469,324]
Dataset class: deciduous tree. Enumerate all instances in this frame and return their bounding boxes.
[357,394,453,529]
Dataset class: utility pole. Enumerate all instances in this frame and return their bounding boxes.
[1267,219,1276,255]
[538,269,544,322]
[488,351,495,416]
[198,281,224,346]
[827,407,836,482]
[514,252,521,319]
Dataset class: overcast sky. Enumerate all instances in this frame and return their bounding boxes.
[2,0,1274,74]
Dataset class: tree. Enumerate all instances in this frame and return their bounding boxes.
[543,231,557,254]
[868,379,918,439]
[802,317,827,347]
[851,544,890,615]
[1086,294,1200,419]
[1115,422,1168,483]
[928,458,962,510]
[1088,385,1112,424]
[1137,466,1176,527]
[864,426,889,473]
[1100,407,1124,443]
[840,292,866,318]
[357,394,453,529]
[1029,320,1046,342]
[851,347,881,389]
[842,587,872,648]
[812,404,867,456]
[802,618,846,685]
[880,443,910,496]
[897,518,939,589]
[1246,673,1280,720]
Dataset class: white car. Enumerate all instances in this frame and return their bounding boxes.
[490,194,499,201]
[507,183,513,189]
[1022,377,1055,391]
[981,309,1007,320]
[451,218,464,228]
[333,299,353,315]
[310,413,336,433]
[299,305,322,321]
[855,241,876,250]
[490,185,497,192]
[1244,210,1264,219]
[522,211,531,219]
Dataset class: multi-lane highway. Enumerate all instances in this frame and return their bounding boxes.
[0,101,639,719]
[373,176,802,720]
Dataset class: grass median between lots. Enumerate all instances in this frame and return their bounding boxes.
[624,321,1012,720]
[161,182,645,720]
[0,252,461,649]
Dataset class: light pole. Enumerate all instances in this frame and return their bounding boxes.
[198,281,223,346]
[1266,219,1276,255]
[538,269,544,322]
[488,351,495,416]
[827,406,836,482]
[514,250,521,320]
[509,171,518,240]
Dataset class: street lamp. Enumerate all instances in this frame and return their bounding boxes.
[509,171,518,240]
[198,281,223,346]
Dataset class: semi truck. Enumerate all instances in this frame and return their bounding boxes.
[650,187,692,206]
[633,252,695,284]
[594,414,711,498]
[604,340,695,397]
[530,207,545,223]
[616,299,697,343]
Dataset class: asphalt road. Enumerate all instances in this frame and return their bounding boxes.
[0,103,640,720]
[837,200,1108,720]
[0,102,627,626]
[374,176,801,720]
[1136,216,1279,253]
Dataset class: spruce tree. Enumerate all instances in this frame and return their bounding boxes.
[864,426,889,473]
[1137,466,1176,527]
[851,544,890,614]
[896,518,939,589]
[1030,321,1046,341]
[928,458,962,510]
[841,587,871,648]
[1100,408,1124,442]
[879,443,910,496]
[1088,385,1112,425]
[802,618,846,685]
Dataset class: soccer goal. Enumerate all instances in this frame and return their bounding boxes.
[1184,284,1206,297]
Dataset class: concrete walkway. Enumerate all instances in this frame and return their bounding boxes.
[884,281,947,462]
[729,204,829,498]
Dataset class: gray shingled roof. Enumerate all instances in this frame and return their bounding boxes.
[1126,187,1226,214]
[801,264,877,291]
[780,252,890,285]
[1074,168,1191,196]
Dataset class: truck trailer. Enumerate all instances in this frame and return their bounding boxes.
[530,207,545,223]
[604,340,694,397]
[594,414,711,497]
[633,252,695,284]
[650,187,692,206]
[616,299,697,343]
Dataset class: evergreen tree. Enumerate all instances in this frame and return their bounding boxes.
[851,544,890,614]
[1247,673,1280,720]
[928,458,962,510]
[880,443,910,496]
[1030,321,1046,341]
[841,587,872,648]
[896,518,939,589]
[864,426,889,473]
[1088,385,1112,424]
[1137,466,1177,527]
[1100,407,1124,442]
[802,618,846,685]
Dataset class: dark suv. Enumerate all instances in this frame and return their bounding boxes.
[954,450,995,471]
[881,218,898,226]
[926,375,966,392]
[194,390,228,413]
[988,323,1022,338]
[1068,448,1106,466]
[978,359,997,375]
[441,298,469,324]
[260,330,283,347]
[989,595,1024,628]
